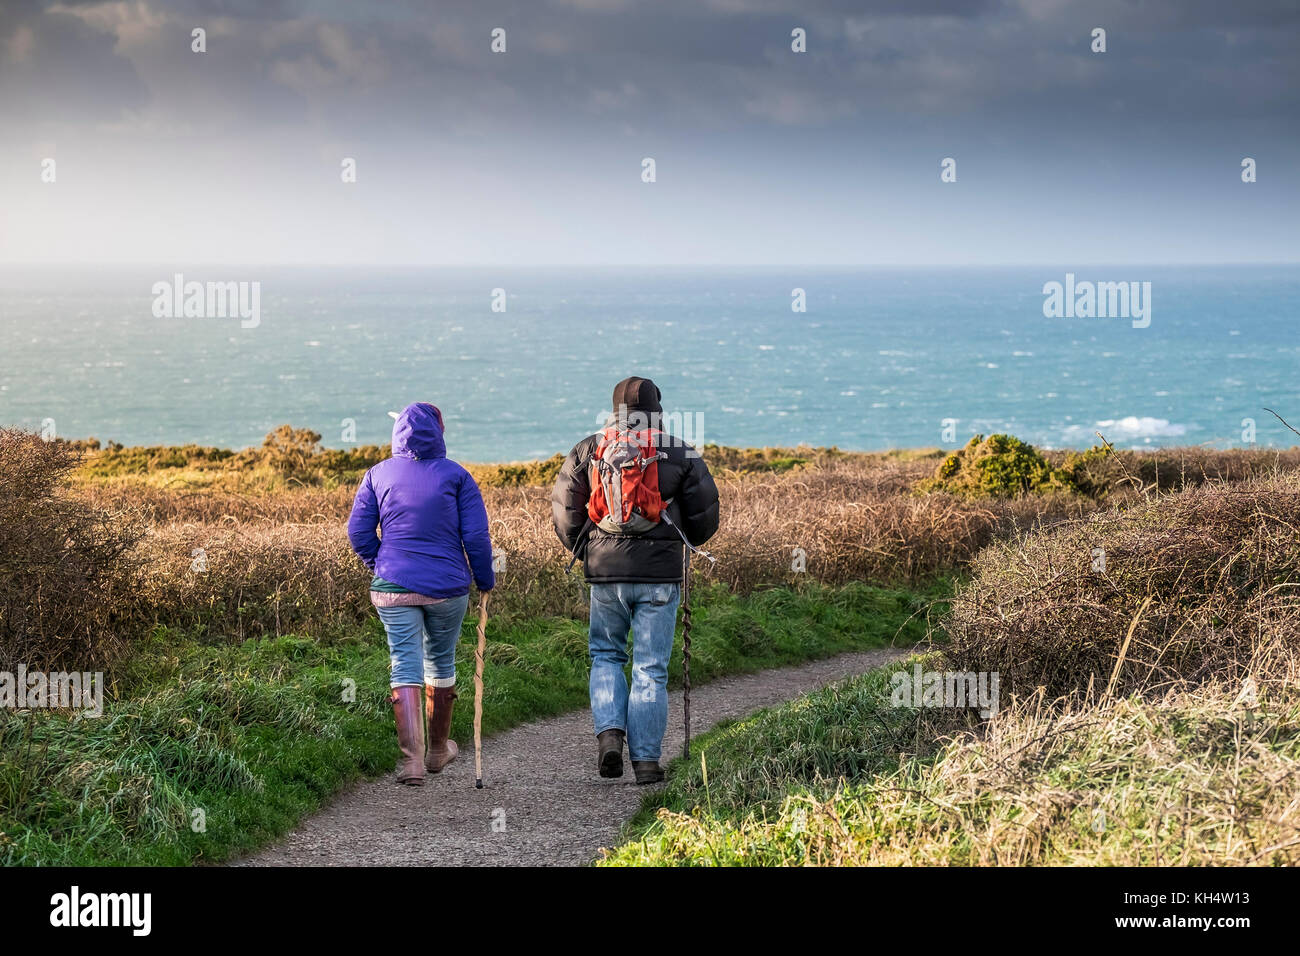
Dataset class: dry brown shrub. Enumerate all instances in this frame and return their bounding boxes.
[1111,445,1300,491]
[80,482,353,525]
[702,464,1092,590]
[74,443,1300,648]
[0,431,143,668]
[103,455,1100,640]
[123,523,371,639]
[946,472,1300,698]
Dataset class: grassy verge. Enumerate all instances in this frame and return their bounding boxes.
[600,660,1300,866]
[0,579,949,866]
[602,472,1300,867]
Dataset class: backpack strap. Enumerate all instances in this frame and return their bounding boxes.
[660,501,716,564]
[565,516,594,574]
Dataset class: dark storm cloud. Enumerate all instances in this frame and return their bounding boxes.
[2,0,1296,140]
[0,0,149,124]
[2,0,1295,267]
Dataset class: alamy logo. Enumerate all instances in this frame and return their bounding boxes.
[50,886,151,936]
[1,667,103,716]
[597,406,706,457]
[890,663,999,717]
[1042,273,1151,328]
[151,274,261,328]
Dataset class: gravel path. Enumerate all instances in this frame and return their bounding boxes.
[232,647,906,867]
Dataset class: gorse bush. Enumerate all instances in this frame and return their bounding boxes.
[922,433,1300,502]
[1051,445,1130,499]
[921,434,1056,498]
[71,439,237,476]
[0,430,143,669]
[469,454,565,488]
[77,425,1300,498]
[254,425,326,477]
[76,426,389,487]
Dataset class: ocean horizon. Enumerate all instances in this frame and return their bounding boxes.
[2,264,1297,462]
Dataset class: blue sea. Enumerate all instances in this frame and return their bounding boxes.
[1,266,1296,461]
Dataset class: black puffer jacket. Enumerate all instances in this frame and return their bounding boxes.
[552,432,720,584]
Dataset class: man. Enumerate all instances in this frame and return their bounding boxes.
[552,376,720,784]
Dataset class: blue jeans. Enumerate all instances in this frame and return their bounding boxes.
[588,582,681,762]
[376,595,470,688]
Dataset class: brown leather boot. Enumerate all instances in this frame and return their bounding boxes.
[597,729,625,778]
[632,760,664,785]
[424,684,459,773]
[391,685,426,786]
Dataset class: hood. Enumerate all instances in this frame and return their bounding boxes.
[391,402,446,460]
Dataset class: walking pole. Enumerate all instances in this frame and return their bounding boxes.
[661,513,714,762]
[473,591,489,789]
[681,546,692,760]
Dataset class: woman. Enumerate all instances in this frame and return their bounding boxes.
[347,402,495,786]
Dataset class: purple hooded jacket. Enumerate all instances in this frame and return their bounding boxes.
[347,403,495,598]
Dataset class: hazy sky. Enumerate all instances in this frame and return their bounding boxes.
[2,0,1297,265]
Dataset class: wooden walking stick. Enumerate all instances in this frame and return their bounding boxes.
[473,591,489,789]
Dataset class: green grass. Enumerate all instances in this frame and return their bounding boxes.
[600,660,935,866]
[600,657,1300,867]
[0,579,950,866]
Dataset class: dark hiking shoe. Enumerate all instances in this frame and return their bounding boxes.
[632,761,664,785]
[597,729,625,778]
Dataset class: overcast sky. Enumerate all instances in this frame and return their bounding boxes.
[1,0,1297,265]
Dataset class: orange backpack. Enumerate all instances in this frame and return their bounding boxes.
[587,425,667,533]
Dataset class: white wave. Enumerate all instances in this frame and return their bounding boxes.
[1062,416,1189,443]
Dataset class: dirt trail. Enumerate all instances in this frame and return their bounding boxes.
[232,647,905,867]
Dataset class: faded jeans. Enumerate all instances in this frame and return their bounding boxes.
[376,594,469,688]
[588,582,681,762]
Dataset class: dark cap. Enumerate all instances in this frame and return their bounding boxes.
[612,376,662,414]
